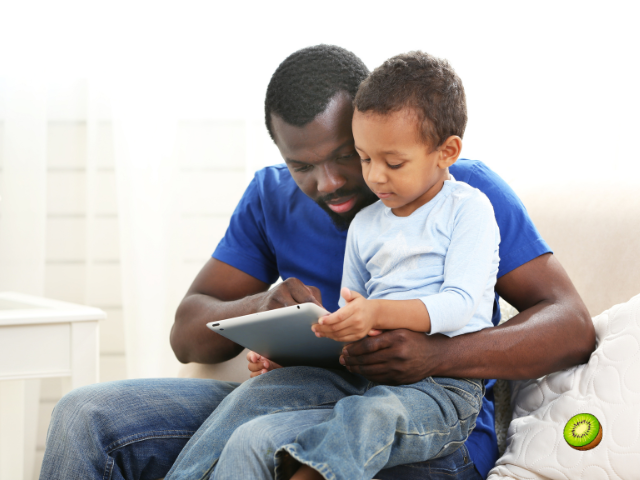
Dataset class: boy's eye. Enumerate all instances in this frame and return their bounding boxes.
[387,163,403,169]
[360,158,371,163]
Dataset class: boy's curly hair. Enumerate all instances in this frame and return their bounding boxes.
[355,51,467,148]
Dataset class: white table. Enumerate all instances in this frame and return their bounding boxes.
[0,292,105,480]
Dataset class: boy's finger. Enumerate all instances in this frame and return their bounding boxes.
[247,351,261,363]
[340,287,352,303]
[248,363,262,372]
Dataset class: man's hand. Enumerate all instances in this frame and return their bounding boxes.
[256,278,323,312]
[172,258,325,365]
[339,329,445,385]
[313,288,379,342]
[247,350,282,378]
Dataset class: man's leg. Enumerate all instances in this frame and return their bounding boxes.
[164,367,369,480]
[210,409,482,480]
[39,378,238,480]
[278,377,484,480]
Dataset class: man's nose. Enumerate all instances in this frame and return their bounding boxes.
[316,164,346,194]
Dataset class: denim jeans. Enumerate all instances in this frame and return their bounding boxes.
[212,410,482,480]
[39,374,483,480]
[165,367,484,480]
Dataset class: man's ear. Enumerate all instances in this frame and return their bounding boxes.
[437,136,462,169]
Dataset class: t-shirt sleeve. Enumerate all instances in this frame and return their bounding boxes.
[338,221,369,308]
[212,174,280,285]
[464,162,552,277]
[421,192,500,334]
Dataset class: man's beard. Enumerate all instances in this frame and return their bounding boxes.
[315,187,379,231]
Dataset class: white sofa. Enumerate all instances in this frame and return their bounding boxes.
[178,180,640,478]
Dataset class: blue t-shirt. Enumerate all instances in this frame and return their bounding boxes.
[213,159,552,478]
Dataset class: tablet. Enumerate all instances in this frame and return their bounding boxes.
[206,303,344,368]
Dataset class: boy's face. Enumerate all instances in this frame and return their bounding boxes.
[352,108,456,217]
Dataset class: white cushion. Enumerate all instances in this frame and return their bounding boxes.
[488,293,640,480]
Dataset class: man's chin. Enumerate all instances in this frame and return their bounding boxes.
[317,191,378,231]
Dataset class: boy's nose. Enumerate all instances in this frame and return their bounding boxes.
[366,161,386,185]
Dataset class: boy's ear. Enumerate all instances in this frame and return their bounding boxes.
[437,136,462,169]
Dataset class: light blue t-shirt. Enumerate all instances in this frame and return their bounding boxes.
[340,177,500,337]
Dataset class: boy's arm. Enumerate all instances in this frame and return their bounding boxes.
[420,192,499,335]
[339,253,594,383]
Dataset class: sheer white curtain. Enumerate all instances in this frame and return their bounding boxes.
[0,79,47,297]
[111,78,184,379]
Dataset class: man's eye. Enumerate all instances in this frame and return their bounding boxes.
[339,152,358,161]
[295,165,313,173]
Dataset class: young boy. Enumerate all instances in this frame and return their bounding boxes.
[289,50,501,479]
[165,51,499,480]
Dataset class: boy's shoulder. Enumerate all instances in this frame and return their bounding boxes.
[350,200,385,233]
[447,179,495,218]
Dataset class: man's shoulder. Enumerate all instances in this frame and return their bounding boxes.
[253,163,296,191]
[450,159,492,187]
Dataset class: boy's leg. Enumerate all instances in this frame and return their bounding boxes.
[277,377,484,480]
[164,367,369,480]
[38,378,238,480]
[211,409,482,480]
[212,409,333,480]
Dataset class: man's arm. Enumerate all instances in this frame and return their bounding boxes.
[340,253,595,384]
[171,258,322,364]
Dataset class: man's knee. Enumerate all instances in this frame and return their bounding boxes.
[51,383,117,433]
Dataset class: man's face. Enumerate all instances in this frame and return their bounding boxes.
[271,92,378,230]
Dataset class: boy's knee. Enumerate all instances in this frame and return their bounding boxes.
[227,417,281,455]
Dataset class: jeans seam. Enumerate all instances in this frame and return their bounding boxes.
[102,457,114,480]
[270,403,336,415]
[105,430,196,454]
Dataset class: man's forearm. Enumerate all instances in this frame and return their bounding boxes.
[429,298,594,380]
[429,254,595,380]
[171,292,265,364]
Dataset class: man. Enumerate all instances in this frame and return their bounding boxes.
[40,45,594,480]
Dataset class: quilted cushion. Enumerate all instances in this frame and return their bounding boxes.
[488,293,640,480]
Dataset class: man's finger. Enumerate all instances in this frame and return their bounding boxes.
[284,278,322,306]
[343,332,393,358]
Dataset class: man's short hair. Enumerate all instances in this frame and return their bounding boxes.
[354,51,467,148]
[265,45,369,140]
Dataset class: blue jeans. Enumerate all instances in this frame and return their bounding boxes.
[165,367,483,480]
[39,374,483,480]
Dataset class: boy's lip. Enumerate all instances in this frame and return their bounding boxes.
[375,192,393,199]
[326,195,357,213]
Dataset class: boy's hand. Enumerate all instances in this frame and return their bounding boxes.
[247,350,282,378]
[312,288,380,342]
